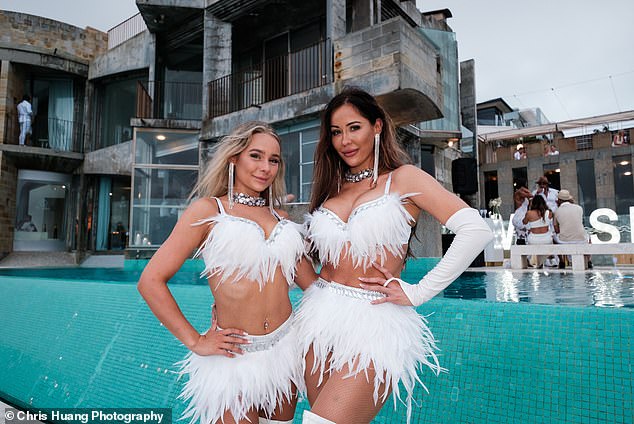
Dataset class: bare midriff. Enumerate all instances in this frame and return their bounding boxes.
[528,224,550,234]
[319,243,408,289]
[208,268,292,336]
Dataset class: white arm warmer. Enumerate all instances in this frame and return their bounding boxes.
[396,208,494,306]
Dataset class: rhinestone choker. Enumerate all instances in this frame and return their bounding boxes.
[232,192,266,207]
[344,168,374,183]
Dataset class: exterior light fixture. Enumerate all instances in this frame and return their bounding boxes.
[156,134,166,141]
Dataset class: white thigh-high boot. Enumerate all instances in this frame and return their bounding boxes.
[259,418,293,424]
[302,410,335,424]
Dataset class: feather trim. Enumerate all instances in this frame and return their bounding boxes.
[306,193,415,269]
[194,216,304,290]
[296,283,443,424]
[176,319,304,424]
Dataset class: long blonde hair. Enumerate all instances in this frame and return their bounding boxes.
[190,121,286,207]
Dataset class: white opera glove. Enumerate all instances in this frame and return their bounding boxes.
[394,208,493,306]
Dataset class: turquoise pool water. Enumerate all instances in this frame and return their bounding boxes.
[0,260,632,423]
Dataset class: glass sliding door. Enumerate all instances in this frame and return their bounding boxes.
[14,170,71,251]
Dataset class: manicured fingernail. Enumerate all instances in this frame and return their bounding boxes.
[243,331,249,336]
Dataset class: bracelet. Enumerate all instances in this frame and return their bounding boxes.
[383,277,404,287]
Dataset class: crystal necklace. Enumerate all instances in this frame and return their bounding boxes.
[232,192,266,207]
[344,168,374,183]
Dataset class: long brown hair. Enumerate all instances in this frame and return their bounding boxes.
[309,87,410,212]
[529,194,549,219]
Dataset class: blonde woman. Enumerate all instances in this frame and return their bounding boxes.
[138,122,315,424]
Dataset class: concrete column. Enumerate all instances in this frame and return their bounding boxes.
[412,210,442,258]
[202,10,231,121]
[0,60,10,144]
[406,139,421,168]
[594,149,616,210]
[0,152,18,258]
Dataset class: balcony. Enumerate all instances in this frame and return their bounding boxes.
[207,39,332,120]
[136,80,203,121]
[31,117,84,152]
[0,114,84,173]
[107,13,147,49]
[3,114,83,152]
[334,17,443,126]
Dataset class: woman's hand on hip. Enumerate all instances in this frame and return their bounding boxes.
[190,314,250,357]
[358,262,414,306]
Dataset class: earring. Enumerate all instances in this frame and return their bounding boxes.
[228,162,235,209]
[372,133,380,186]
[268,186,274,214]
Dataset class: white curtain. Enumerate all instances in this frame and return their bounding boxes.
[48,80,74,151]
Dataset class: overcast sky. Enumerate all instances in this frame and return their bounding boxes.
[2,0,632,123]
[417,0,634,122]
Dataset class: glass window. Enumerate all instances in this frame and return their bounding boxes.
[512,167,527,191]
[98,77,138,148]
[575,134,593,151]
[31,78,77,151]
[161,71,203,120]
[277,121,320,203]
[131,168,197,246]
[484,171,498,212]
[421,145,435,176]
[543,163,561,190]
[135,130,199,165]
[613,155,634,215]
[95,176,131,251]
[576,159,597,216]
[14,170,71,251]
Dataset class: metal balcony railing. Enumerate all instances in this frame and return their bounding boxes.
[108,13,147,49]
[136,81,203,121]
[31,117,84,152]
[208,39,332,119]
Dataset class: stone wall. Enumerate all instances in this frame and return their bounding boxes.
[0,11,107,63]
[0,61,25,146]
[479,131,633,217]
[0,152,17,258]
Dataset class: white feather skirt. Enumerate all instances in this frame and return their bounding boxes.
[177,315,305,424]
[296,279,444,423]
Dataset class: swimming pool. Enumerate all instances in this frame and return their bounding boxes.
[0,260,632,423]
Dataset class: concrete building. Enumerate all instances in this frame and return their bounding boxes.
[0,11,107,257]
[0,2,472,261]
[478,109,634,245]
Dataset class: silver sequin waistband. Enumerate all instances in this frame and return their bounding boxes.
[314,278,386,301]
[218,313,294,353]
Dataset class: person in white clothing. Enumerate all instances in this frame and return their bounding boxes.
[512,185,533,245]
[532,176,559,212]
[514,144,527,160]
[523,195,553,268]
[553,189,591,269]
[17,95,33,146]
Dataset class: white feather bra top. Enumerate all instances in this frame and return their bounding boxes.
[194,198,305,289]
[306,172,417,269]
